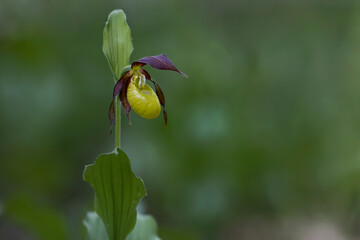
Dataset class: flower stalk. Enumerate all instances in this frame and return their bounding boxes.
[114,85,121,149]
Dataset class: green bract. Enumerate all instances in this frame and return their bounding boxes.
[103,10,133,80]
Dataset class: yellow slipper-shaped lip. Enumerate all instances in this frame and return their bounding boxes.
[127,81,161,119]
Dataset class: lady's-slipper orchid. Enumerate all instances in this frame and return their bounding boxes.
[109,54,187,129]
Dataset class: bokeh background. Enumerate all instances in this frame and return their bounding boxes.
[1,0,360,239]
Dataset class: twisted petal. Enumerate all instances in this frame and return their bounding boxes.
[120,76,132,123]
[113,70,132,98]
[163,109,168,127]
[151,81,167,126]
[149,80,165,107]
[149,86,167,124]
[109,70,133,131]
[133,54,187,77]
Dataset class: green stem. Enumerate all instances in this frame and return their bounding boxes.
[114,78,121,149]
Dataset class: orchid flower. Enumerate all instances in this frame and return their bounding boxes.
[109,54,187,129]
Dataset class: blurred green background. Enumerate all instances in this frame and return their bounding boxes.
[1,0,360,239]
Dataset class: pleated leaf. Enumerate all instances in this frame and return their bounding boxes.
[103,10,133,80]
[126,214,161,240]
[83,149,146,240]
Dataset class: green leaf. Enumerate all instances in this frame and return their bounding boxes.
[103,9,133,80]
[83,211,109,240]
[126,214,161,240]
[83,149,146,240]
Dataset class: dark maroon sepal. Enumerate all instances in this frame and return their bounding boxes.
[133,54,188,77]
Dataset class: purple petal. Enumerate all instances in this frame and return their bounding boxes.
[133,54,188,77]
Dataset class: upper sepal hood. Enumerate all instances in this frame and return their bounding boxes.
[132,54,188,77]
